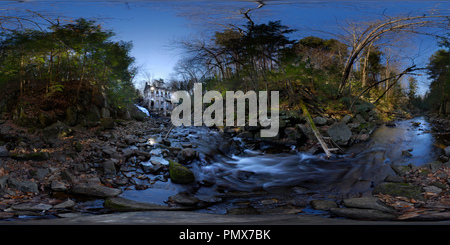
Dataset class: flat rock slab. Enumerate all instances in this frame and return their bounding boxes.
[310,200,338,211]
[403,211,450,221]
[71,183,122,197]
[11,203,53,211]
[105,196,172,211]
[329,208,398,221]
[343,197,397,213]
[373,182,424,201]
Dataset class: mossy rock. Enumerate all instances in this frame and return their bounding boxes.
[73,141,83,152]
[42,121,73,143]
[100,117,115,129]
[169,160,195,184]
[11,151,50,161]
[373,182,424,201]
[390,164,411,177]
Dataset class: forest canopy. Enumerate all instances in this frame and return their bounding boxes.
[0,16,138,109]
[169,5,450,117]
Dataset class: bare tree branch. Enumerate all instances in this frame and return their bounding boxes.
[338,14,450,95]
[348,65,427,110]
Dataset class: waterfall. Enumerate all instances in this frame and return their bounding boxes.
[135,104,150,116]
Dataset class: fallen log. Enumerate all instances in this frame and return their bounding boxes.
[299,98,335,158]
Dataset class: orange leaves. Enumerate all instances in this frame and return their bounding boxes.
[0,167,7,178]
[375,162,450,220]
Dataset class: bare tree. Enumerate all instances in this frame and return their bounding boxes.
[336,13,450,96]
[0,8,59,32]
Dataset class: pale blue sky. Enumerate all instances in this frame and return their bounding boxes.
[2,1,448,94]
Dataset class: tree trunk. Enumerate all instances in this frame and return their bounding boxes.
[299,99,336,158]
[74,57,86,103]
[337,15,446,96]
[19,55,24,102]
[361,41,373,88]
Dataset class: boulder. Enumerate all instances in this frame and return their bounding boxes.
[284,127,303,141]
[100,117,115,129]
[103,159,116,175]
[327,122,352,144]
[329,208,397,220]
[169,160,195,184]
[61,170,76,184]
[402,150,413,157]
[101,146,116,156]
[297,124,316,142]
[342,114,352,124]
[391,164,411,177]
[342,197,396,213]
[141,160,164,174]
[53,199,76,209]
[427,161,443,173]
[347,122,361,130]
[71,182,122,197]
[7,178,38,193]
[64,106,78,126]
[310,200,338,211]
[444,146,450,157]
[168,191,199,206]
[0,176,8,189]
[0,146,10,157]
[312,116,327,126]
[373,182,424,201]
[219,140,243,155]
[176,148,198,163]
[100,108,111,118]
[11,203,53,211]
[51,180,69,192]
[384,175,404,183]
[105,197,168,211]
[42,121,72,143]
[31,168,50,180]
[423,185,443,194]
[85,105,101,122]
[355,114,366,123]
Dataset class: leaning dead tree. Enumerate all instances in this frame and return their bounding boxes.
[337,13,450,96]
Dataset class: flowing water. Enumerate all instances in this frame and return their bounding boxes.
[194,116,440,192]
[119,114,444,213]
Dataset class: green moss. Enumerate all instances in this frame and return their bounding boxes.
[104,197,129,211]
[73,142,83,152]
[169,160,195,184]
[11,151,50,161]
[373,182,424,201]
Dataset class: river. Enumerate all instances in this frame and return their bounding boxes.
[119,114,444,214]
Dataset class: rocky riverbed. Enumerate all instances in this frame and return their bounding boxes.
[1,107,450,222]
